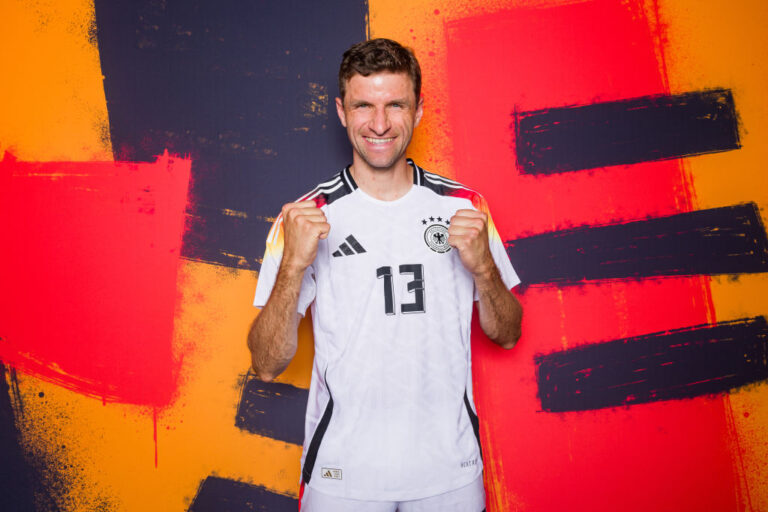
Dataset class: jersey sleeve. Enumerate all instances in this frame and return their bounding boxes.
[252,215,317,316]
[471,195,521,299]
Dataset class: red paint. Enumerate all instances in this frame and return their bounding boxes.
[724,394,754,510]
[0,151,191,407]
[651,0,671,91]
[447,0,740,509]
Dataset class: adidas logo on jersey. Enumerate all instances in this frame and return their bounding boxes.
[321,467,343,480]
[332,235,366,257]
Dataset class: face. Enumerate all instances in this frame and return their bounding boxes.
[336,72,423,173]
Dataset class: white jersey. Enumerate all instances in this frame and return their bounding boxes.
[253,160,520,501]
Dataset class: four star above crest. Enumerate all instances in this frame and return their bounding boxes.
[421,216,451,225]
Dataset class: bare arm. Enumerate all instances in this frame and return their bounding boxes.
[248,268,303,381]
[448,209,523,349]
[247,200,329,381]
[473,265,523,349]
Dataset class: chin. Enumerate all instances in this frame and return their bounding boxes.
[360,154,405,171]
[369,162,397,171]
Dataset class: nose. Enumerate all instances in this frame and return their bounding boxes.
[369,106,391,135]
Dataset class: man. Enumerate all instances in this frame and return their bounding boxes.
[249,38,522,511]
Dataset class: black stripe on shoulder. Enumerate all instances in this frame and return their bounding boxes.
[418,165,473,199]
[341,165,357,192]
[407,158,422,186]
[301,167,355,207]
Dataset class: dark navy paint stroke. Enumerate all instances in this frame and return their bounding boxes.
[1,365,64,512]
[188,476,297,512]
[93,0,368,270]
[235,373,307,445]
[515,88,741,174]
[506,203,768,284]
[181,202,271,269]
[535,317,768,413]
[0,363,36,512]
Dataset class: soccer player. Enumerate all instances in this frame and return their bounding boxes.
[248,38,522,512]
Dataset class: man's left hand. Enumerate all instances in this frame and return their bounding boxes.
[448,209,495,276]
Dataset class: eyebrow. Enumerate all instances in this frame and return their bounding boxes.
[349,98,412,107]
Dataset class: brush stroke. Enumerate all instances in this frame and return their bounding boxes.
[506,203,768,284]
[0,363,36,512]
[188,476,297,512]
[0,152,191,406]
[515,89,741,174]
[235,374,307,445]
[535,317,768,412]
[93,0,368,270]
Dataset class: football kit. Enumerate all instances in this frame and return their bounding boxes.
[253,160,520,501]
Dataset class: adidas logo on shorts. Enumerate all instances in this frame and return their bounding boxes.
[332,235,366,257]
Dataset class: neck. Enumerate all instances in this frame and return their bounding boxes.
[349,156,413,201]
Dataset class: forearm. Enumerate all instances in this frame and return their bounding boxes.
[248,264,304,381]
[474,266,523,349]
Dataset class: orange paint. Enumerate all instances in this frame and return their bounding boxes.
[0,0,112,161]
[661,0,768,507]
[154,408,159,469]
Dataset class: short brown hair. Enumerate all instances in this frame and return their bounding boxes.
[338,38,421,103]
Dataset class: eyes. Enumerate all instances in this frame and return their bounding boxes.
[352,102,406,110]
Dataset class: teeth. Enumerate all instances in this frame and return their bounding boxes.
[364,137,394,144]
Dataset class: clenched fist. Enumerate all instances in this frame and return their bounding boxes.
[448,209,495,277]
[281,200,330,272]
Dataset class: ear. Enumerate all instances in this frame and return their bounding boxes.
[414,95,424,128]
[335,97,347,128]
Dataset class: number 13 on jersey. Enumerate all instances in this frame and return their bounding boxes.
[376,264,425,315]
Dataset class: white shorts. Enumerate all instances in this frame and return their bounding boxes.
[300,475,486,512]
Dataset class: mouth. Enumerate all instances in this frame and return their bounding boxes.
[363,136,395,145]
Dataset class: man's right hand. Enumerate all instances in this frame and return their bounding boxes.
[281,200,330,272]
[249,200,324,382]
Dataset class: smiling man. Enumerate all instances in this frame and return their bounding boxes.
[248,38,523,511]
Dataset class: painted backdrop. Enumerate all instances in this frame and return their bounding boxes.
[1,0,767,510]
